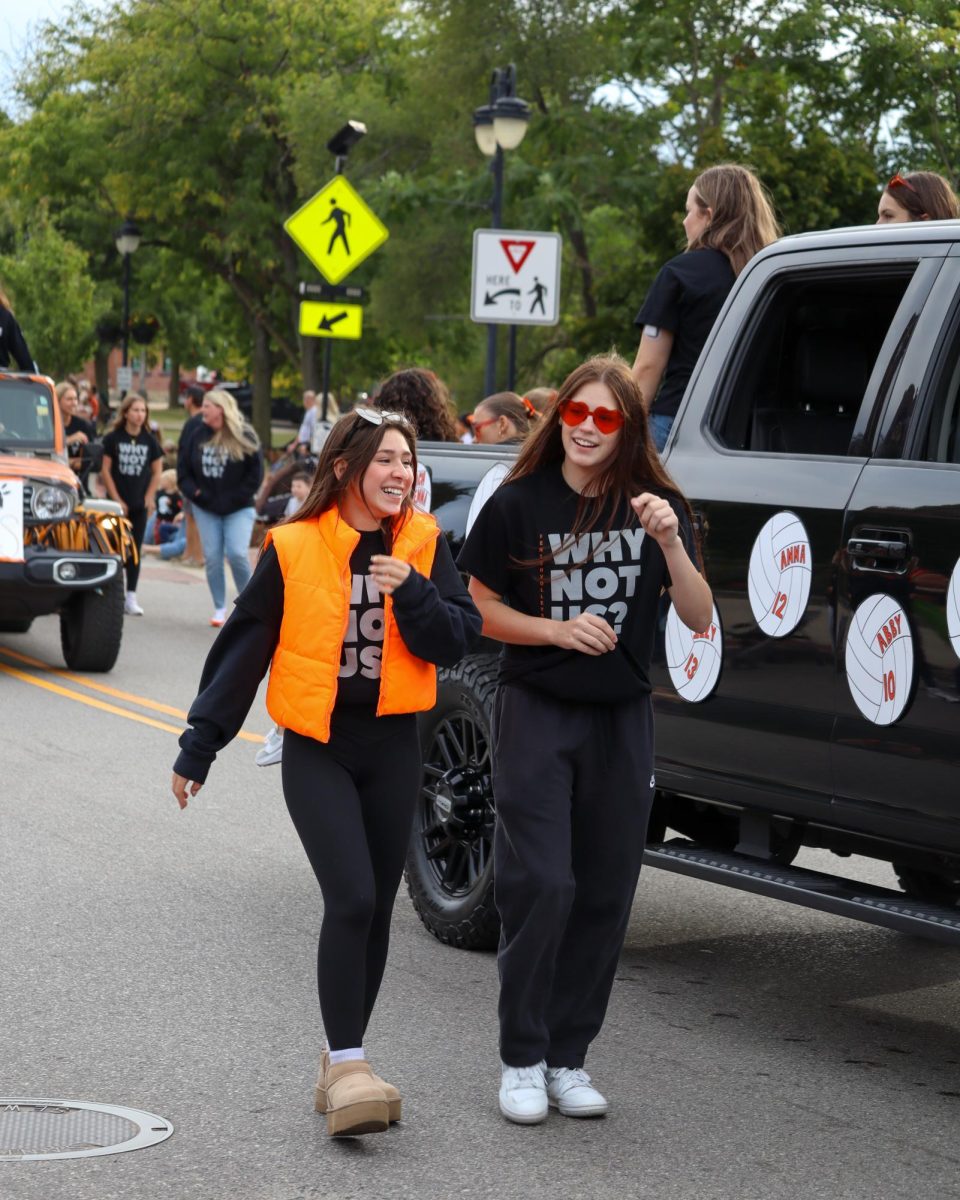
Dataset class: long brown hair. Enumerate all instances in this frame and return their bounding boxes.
[884,170,960,221]
[508,354,697,567]
[373,368,459,442]
[687,163,781,276]
[108,391,150,433]
[284,410,418,552]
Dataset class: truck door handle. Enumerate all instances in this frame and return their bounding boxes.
[847,537,908,560]
[847,537,909,573]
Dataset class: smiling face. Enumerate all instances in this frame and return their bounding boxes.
[559,380,623,493]
[876,190,912,224]
[58,388,78,418]
[683,185,712,243]
[338,426,414,529]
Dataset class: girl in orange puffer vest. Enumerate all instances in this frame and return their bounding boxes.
[171,408,481,1136]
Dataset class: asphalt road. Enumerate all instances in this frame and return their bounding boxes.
[1,557,959,1200]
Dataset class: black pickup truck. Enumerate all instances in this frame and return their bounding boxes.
[405,221,960,950]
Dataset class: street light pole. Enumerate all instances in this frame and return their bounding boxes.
[473,66,530,398]
[114,217,141,396]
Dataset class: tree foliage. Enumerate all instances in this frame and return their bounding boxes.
[0,0,953,417]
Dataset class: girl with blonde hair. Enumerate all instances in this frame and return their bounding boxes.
[177,388,264,626]
[632,163,781,450]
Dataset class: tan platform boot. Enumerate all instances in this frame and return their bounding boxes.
[315,1050,402,1124]
[317,1059,389,1136]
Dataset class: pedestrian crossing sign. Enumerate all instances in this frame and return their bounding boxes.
[284,176,389,285]
[298,300,364,340]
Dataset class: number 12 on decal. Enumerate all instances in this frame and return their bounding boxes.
[771,592,787,619]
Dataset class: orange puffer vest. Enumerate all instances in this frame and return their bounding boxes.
[264,507,439,742]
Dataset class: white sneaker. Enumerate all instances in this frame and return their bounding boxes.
[545,1066,608,1117]
[499,1061,548,1124]
[209,608,227,627]
[255,725,284,767]
[124,594,144,616]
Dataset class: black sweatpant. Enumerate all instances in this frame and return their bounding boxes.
[281,710,420,1050]
[492,685,655,1068]
[125,506,147,591]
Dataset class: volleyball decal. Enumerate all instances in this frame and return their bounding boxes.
[747,511,812,638]
[845,594,914,725]
[948,559,960,661]
[665,602,723,703]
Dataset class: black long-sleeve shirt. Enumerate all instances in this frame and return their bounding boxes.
[173,534,481,783]
[177,418,263,515]
[0,306,36,371]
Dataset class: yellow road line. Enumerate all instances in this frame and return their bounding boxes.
[0,661,185,735]
[0,644,263,744]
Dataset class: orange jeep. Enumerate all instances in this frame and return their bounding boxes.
[0,373,135,670]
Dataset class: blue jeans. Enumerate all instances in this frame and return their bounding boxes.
[649,412,674,453]
[192,505,255,609]
[144,514,188,560]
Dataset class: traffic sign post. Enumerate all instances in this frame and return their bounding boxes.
[471,230,562,326]
[284,176,389,285]
[285,168,388,419]
[298,301,363,340]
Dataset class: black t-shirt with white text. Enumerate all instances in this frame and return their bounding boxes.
[634,247,735,418]
[458,463,693,703]
[337,530,388,706]
[102,428,163,510]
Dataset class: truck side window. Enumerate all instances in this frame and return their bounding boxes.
[916,312,960,464]
[715,269,915,456]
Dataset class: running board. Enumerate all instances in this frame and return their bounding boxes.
[643,840,960,946]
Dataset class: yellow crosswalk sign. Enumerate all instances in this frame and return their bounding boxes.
[298,301,363,340]
[284,176,389,284]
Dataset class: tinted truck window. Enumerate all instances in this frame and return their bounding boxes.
[715,268,914,455]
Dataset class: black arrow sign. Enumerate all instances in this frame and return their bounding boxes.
[484,288,521,305]
[318,311,349,331]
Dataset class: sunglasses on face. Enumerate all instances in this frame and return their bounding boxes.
[559,398,625,435]
[468,413,498,433]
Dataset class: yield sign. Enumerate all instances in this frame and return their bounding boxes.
[500,239,535,273]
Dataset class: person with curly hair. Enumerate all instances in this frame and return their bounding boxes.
[373,368,459,510]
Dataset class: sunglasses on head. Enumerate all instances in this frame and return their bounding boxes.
[343,406,412,445]
[559,398,625,435]
[888,172,919,196]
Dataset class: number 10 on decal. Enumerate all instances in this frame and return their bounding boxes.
[883,670,896,702]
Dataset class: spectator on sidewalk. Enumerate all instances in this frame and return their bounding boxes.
[179,384,206,567]
[178,388,263,627]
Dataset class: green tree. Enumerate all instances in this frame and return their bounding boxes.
[0,214,102,378]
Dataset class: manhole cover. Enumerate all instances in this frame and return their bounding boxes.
[0,1099,173,1161]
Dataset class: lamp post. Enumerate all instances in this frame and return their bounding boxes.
[473,65,530,395]
[114,217,141,387]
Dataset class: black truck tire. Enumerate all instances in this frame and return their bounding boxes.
[0,618,33,633]
[405,653,501,951]
[59,571,124,672]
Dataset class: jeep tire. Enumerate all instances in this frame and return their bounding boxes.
[405,653,500,951]
[59,571,124,672]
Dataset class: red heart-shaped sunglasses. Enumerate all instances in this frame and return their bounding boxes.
[559,398,625,436]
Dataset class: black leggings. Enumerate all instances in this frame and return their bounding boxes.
[125,506,147,591]
[281,712,421,1050]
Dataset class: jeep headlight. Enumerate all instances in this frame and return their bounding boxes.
[31,485,75,521]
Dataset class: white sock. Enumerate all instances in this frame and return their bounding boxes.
[126,591,137,601]
[329,1047,365,1065]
